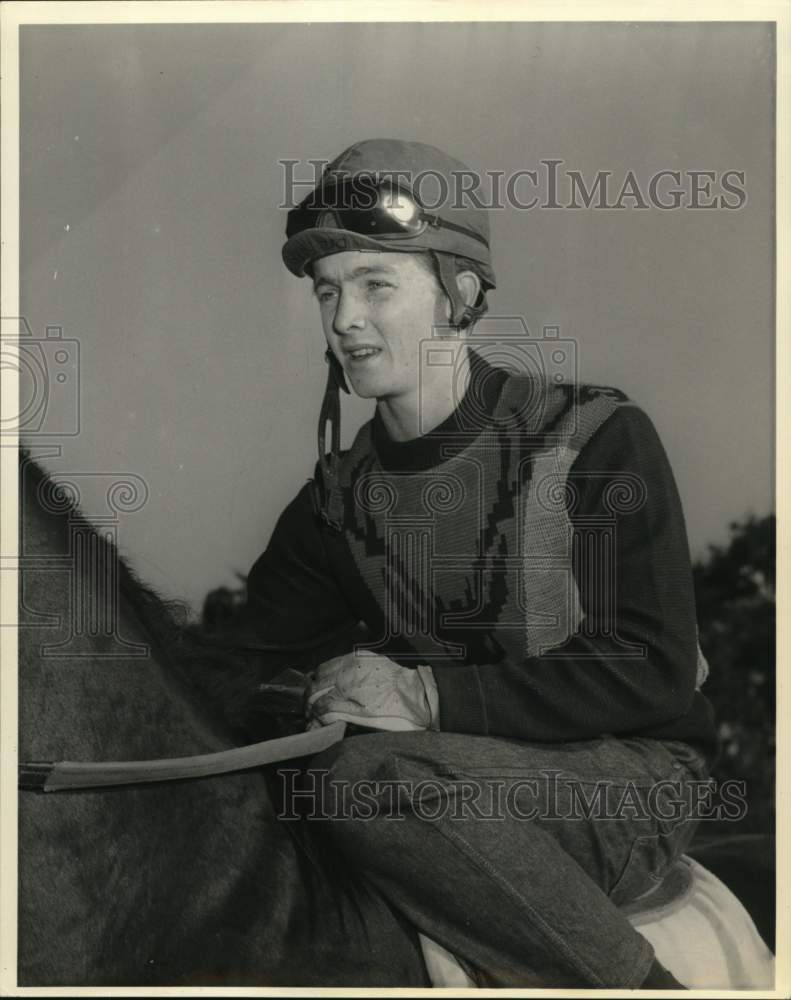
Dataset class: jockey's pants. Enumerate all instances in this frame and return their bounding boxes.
[294,730,709,988]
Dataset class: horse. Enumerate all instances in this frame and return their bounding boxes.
[15,449,774,988]
[16,449,428,986]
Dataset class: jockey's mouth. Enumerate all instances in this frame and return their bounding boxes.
[344,345,382,362]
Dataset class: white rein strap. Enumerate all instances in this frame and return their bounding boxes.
[19,722,346,792]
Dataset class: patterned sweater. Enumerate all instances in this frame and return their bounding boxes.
[247,355,718,760]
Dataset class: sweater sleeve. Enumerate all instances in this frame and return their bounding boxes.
[245,481,359,660]
[430,405,707,743]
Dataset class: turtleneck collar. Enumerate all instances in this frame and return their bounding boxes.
[371,350,508,472]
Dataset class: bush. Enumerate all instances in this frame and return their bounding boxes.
[692,514,775,837]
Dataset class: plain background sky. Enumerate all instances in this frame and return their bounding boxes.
[19,20,774,616]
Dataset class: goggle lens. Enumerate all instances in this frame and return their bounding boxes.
[379,188,421,226]
[285,176,488,249]
[286,180,424,239]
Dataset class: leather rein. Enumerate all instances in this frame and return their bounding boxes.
[18,721,346,793]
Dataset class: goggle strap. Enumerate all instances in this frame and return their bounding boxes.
[423,214,489,247]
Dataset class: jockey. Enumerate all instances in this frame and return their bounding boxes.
[247,138,718,988]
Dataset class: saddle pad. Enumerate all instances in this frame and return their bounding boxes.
[632,856,774,990]
[419,855,774,989]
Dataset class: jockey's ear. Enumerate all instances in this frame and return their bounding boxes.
[456,270,481,308]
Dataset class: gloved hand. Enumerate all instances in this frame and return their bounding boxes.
[304,652,439,732]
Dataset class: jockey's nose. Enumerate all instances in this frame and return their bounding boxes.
[332,288,367,337]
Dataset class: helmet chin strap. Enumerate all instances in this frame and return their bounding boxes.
[314,349,349,531]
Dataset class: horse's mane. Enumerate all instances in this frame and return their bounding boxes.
[19,447,190,656]
[19,448,288,739]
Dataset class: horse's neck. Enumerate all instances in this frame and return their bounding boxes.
[19,457,228,764]
[18,454,429,988]
[18,455,288,984]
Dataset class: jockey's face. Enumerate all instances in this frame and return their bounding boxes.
[312,251,450,407]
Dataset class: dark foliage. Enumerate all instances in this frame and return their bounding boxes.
[692,514,775,837]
